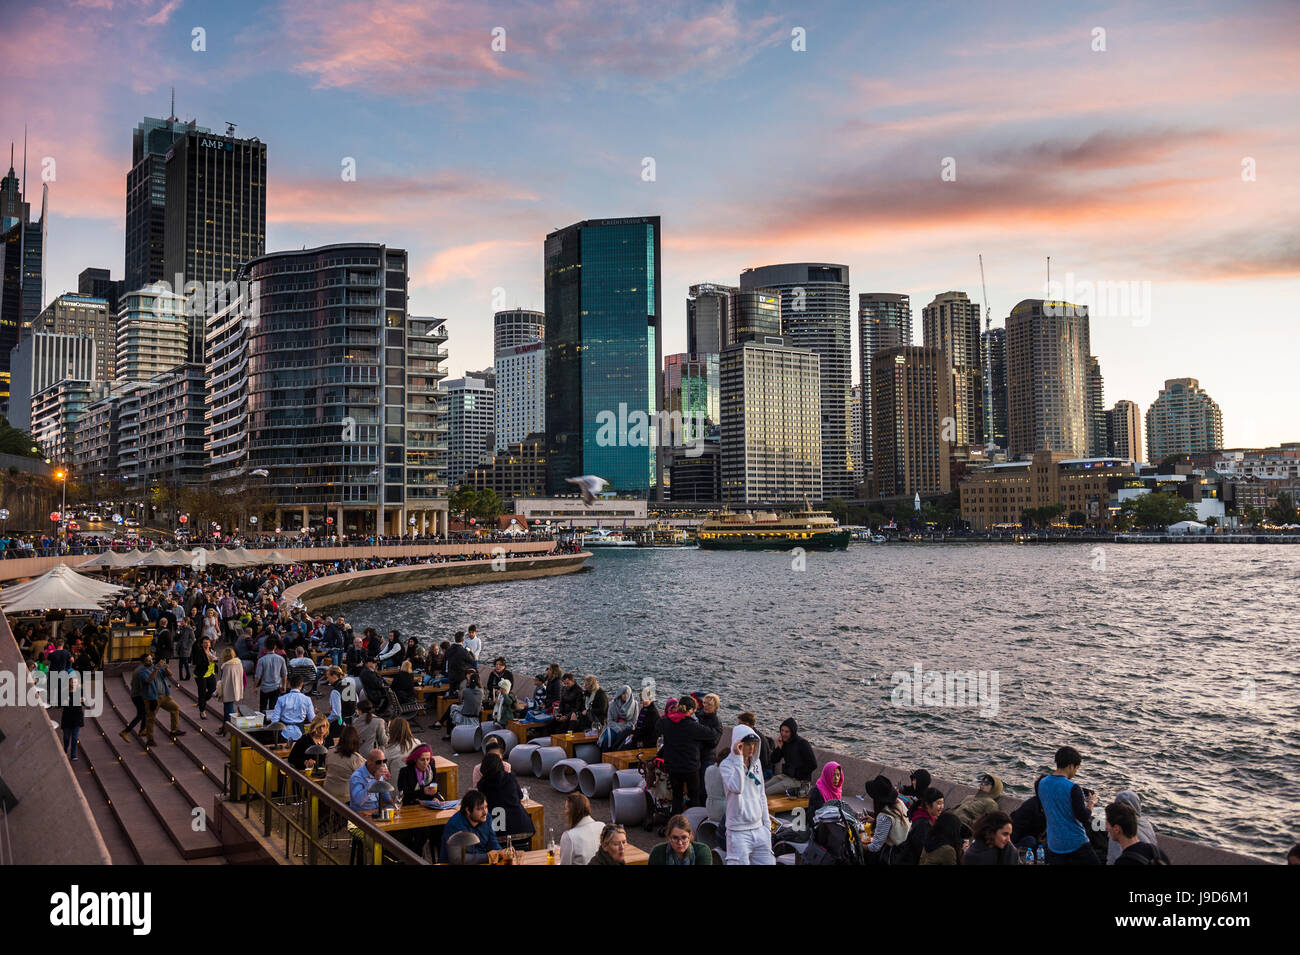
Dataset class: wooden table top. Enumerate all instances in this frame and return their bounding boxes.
[513,845,649,866]
[374,799,544,834]
[766,795,810,814]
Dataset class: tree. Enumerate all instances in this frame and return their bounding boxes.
[473,488,504,525]
[449,485,477,525]
[0,416,42,458]
[1068,511,1087,528]
[1243,506,1263,529]
[1266,492,1297,527]
[1122,491,1195,529]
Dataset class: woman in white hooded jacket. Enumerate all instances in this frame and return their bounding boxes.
[719,724,775,865]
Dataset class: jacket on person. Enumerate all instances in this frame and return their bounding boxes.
[918,844,960,865]
[441,810,499,858]
[558,682,584,717]
[648,841,714,865]
[219,658,245,703]
[630,703,660,749]
[951,775,1004,828]
[719,724,768,832]
[396,763,439,805]
[444,644,472,689]
[129,663,151,700]
[358,667,386,706]
[1113,841,1170,865]
[1106,790,1159,863]
[587,849,624,865]
[477,767,535,839]
[770,718,816,781]
[657,711,716,774]
[1010,794,1047,845]
[559,814,603,865]
[963,841,1021,865]
[584,687,608,723]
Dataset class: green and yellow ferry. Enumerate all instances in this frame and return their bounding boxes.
[696,507,851,551]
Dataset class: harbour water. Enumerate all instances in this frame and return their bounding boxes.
[342,543,1300,861]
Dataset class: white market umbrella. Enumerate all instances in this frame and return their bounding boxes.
[0,564,128,613]
[261,550,293,565]
[76,550,138,570]
[133,549,175,567]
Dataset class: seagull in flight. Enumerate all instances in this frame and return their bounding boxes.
[565,475,609,505]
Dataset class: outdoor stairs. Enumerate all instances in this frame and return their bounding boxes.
[72,668,232,864]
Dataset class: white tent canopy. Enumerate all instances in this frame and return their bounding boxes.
[76,550,138,570]
[0,564,129,613]
[133,549,175,567]
[1167,520,1209,534]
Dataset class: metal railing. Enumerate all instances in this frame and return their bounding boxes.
[224,726,426,865]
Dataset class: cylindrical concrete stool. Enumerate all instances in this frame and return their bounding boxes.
[530,745,567,779]
[611,787,646,826]
[483,728,518,756]
[697,819,720,847]
[683,806,709,832]
[549,757,586,793]
[509,743,540,776]
[711,846,726,866]
[615,769,644,789]
[578,762,616,798]
[574,743,601,764]
[449,723,483,753]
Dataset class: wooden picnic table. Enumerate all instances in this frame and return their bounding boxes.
[544,731,602,759]
[511,845,649,865]
[506,719,551,743]
[268,746,457,799]
[602,747,657,769]
[766,794,809,814]
[375,799,545,850]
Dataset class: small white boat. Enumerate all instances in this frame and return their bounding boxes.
[581,529,638,547]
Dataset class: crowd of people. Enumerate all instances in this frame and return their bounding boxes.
[13,552,1295,866]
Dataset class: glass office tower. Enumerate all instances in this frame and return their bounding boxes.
[545,216,661,495]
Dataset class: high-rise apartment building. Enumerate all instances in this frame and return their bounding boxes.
[444,375,495,487]
[116,285,188,382]
[494,308,544,353]
[7,333,97,431]
[1146,378,1223,462]
[741,264,851,498]
[981,326,1008,450]
[720,340,822,503]
[236,244,447,536]
[30,293,116,383]
[125,115,211,291]
[922,291,983,448]
[1106,399,1143,462]
[871,345,952,498]
[858,292,912,476]
[1005,299,1091,459]
[850,384,862,480]
[545,216,661,495]
[31,379,110,464]
[163,126,266,360]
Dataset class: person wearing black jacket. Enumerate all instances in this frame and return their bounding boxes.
[695,693,722,800]
[766,717,816,795]
[1106,802,1170,865]
[485,658,513,704]
[444,633,473,691]
[553,673,585,732]
[542,663,563,710]
[477,752,535,850]
[1011,776,1048,850]
[656,696,716,814]
[358,659,388,713]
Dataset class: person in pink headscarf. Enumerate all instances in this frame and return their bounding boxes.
[809,761,844,815]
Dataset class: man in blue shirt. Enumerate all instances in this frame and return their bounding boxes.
[440,790,499,861]
[270,674,316,740]
[349,749,392,813]
[142,655,186,744]
[1039,746,1100,864]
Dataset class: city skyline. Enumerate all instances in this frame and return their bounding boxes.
[2,0,1297,449]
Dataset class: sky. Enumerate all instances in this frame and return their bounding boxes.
[3,0,1298,448]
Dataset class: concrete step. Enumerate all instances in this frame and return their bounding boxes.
[75,732,190,865]
[73,755,140,865]
[84,719,225,860]
[103,672,228,788]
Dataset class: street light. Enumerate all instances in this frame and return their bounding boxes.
[54,468,67,537]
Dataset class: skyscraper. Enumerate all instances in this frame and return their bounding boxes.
[78,268,125,315]
[0,145,45,408]
[125,115,210,291]
[494,308,544,353]
[545,216,661,496]
[30,292,116,383]
[981,326,1008,449]
[1146,378,1223,462]
[922,291,983,448]
[163,125,266,360]
[871,345,952,498]
[494,309,544,451]
[1086,356,1106,457]
[1106,399,1143,461]
[7,333,97,431]
[857,292,912,475]
[720,341,822,503]
[444,375,495,486]
[740,263,852,498]
[686,284,732,355]
[663,352,719,441]
[1006,299,1091,459]
[116,285,188,382]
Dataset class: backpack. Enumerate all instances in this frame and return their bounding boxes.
[805,801,866,865]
